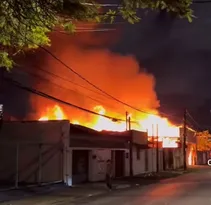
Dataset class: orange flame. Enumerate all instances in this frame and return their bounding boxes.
[38,104,180,148]
[39,105,67,121]
[188,148,193,166]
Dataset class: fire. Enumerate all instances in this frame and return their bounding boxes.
[39,105,67,121]
[38,104,180,147]
[188,148,193,166]
[92,106,127,132]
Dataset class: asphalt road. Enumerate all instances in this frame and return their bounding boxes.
[78,167,211,205]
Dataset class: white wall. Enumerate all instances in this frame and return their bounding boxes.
[132,147,146,175]
[89,149,111,182]
[88,149,129,182]
[145,148,163,172]
[88,147,165,182]
[147,149,157,172]
[173,148,183,169]
[133,148,164,175]
[64,148,73,186]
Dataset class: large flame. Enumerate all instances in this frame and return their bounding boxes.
[188,148,193,166]
[39,105,67,121]
[39,104,180,147]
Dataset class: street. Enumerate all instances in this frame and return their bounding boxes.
[79,168,211,205]
[1,167,211,205]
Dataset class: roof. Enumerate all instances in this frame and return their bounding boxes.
[69,123,132,138]
[69,123,148,149]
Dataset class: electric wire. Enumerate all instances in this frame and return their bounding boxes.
[186,110,202,131]
[5,77,138,124]
[39,45,179,119]
[13,18,180,120]
[16,66,122,110]
[16,64,112,99]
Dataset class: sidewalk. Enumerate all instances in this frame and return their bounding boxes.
[0,171,189,205]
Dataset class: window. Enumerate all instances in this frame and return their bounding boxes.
[137,146,140,160]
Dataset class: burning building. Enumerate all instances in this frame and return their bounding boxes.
[1,22,182,149]
[0,23,187,188]
[38,104,180,148]
[0,120,162,187]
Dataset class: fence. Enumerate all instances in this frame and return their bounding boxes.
[0,141,64,190]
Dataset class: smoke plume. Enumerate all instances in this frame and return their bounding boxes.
[25,24,159,121]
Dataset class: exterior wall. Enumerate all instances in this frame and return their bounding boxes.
[87,148,129,182]
[132,148,163,175]
[0,120,70,186]
[89,149,111,182]
[197,151,207,165]
[172,147,198,169]
[132,131,148,145]
[180,127,196,144]
[173,148,183,169]
[147,148,163,172]
[132,147,145,175]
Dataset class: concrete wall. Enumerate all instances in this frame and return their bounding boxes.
[0,120,70,186]
[132,148,163,175]
[132,131,148,145]
[89,149,111,182]
[173,148,183,169]
[86,148,129,182]
[132,147,146,175]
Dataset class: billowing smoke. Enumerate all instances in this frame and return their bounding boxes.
[24,24,159,121]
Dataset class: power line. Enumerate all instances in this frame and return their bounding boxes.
[186,110,201,131]
[16,66,120,110]
[5,77,138,124]
[15,23,179,120]
[17,64,181,123]
[17,66,181,124]
[17,64,111,99]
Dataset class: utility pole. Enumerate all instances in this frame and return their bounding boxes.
[151,124,154,171]
[183,109,187,170]
[152,124,154,147]
[126,111,133,177]
[156,124,159,172]
[128,116,131,130]
[126,111,129,131]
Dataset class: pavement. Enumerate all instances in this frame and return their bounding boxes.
[0,165,210,205]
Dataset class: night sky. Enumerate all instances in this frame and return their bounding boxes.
[1,2,211,128]
[111,2,211,127]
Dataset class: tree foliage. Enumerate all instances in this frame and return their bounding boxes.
[196,131,211,151]
[0,0,193,69]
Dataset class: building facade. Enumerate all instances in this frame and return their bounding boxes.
[0,120,165,189]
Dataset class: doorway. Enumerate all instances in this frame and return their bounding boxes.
[115,150,125,178]
[72,150,89,184]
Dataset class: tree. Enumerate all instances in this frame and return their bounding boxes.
[196,131,211,151]
[0,0,193,69]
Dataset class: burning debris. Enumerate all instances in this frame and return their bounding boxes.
[38,104,180,148]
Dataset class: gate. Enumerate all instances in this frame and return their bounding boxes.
[0,141,64,190]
